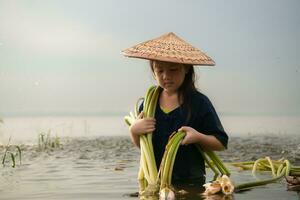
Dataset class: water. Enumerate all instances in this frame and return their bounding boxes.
[0,136,140,200]
[1,115,299,143]
[0,115,299,199]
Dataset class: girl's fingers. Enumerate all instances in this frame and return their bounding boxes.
[144,119,156,126]
[143,117,156,122]
[137,112,144,119]
[143,127,155,133]
[179,126,189,132]
[181,136,188,145]
[146,128,155,132]
[145,124,155,130]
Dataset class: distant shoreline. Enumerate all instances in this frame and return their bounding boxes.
[2,112,300,118]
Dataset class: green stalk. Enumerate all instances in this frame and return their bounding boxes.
[159,133,176,188]
[146,87,160,181]
[276,164,284,177]
[10,152,15,168]
[205,150,230,176]
[2,149,8,165]
[157,132,177,184]
[138,159,144,180]
[196,146,219,177]
[16,146,22,165]
[167,132,186,185]
[139,86,160,188]
[145,87,160,177]
[2,137,11,166]
[230,161,255,166]
[140,141,151,182]
[252,158,266,176]
[140,135,156,184]
[266,157,276,177]
[160,131,185,189]
[284,159,291,177]
[143,86,156,117]
[235,166,287,191]
[124,116,134,126]
[234,157,294,192]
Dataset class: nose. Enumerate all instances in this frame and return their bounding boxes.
[162,71,170,80]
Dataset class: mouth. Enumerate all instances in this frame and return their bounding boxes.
[164,82,174,86]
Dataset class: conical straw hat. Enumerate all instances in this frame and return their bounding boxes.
[122,32,215,66]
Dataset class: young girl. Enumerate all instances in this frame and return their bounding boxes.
[123,32,228,189]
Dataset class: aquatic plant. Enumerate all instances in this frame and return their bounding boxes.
[158,131,186,198]
[158,131,231,197]
[1,137,22,168]
[38,129,60,151]
[203,175,234,195]
[230,157,300,191]
[125,86,161,196]
[203,157,300,195]
[197,145,230,178]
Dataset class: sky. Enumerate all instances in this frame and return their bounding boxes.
[0,0,299,117]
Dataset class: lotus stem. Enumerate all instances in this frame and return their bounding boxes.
[265,156,276,177]
[235,166,287,191]
[196,146,220,177]
[159,131,185,190]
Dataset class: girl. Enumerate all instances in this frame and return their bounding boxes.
[123,32,228,189]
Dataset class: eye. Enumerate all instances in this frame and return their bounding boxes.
[155,69,163,74]
[170,68,179,72]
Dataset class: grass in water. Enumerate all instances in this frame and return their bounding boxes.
[38,129,60,151]
[1,137,22,168]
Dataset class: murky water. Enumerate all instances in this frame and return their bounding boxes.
[1,135,299,200]
[0,115,299,199]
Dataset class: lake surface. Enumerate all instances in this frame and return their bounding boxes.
[0,115,299,199]
[1,114,300,143]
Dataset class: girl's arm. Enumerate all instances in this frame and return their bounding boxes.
[179,126,225,151]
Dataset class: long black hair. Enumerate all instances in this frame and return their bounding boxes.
[150,60,197,124]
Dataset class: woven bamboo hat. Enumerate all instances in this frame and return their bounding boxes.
[122,32,215,66]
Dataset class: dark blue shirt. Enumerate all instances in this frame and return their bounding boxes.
[139,90,228,182]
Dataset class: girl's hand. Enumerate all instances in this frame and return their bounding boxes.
[130,112,156,136]
[179,126,201,145]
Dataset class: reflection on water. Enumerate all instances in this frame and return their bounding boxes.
[201,194,234,200]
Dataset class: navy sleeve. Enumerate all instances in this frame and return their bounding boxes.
[201,99,228,149]
[138,100,144,114]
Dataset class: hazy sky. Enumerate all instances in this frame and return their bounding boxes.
[0,0,299,116]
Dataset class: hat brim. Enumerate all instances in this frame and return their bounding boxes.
[122,32,216,66]
[122,51,215,66]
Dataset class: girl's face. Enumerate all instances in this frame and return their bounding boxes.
[152,61,188,93]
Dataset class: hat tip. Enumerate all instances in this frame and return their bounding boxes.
[167,32,176,36]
